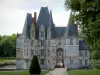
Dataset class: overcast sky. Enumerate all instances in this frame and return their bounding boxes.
[0,0,70,35]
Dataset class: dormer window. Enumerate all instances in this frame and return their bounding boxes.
[58,39,61,45]
[41,31,44,37]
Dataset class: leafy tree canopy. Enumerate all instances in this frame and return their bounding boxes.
[64,0,100,59]
[0,34,16,57]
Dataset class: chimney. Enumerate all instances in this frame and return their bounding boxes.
[33,12,37,25]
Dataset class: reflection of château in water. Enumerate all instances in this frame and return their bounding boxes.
[16,7,90,69]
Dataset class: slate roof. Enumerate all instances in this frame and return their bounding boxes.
[21,7,89,50]
[55,27,66,37]
[37,7,50,28]
[66,24,78,37]
[22,13,32,38]
[36,7,55,39]
[79,40,89,50]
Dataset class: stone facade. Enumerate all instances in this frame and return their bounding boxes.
[16,7,90,69]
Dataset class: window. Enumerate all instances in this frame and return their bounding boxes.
[41,31,44,37]
[26,50,28,56]
[70,38,73,45]
[31,50,34,56]
[48,60,50,64]
[41,59,44,65]
[24,50,28,56]
[76,39,78,45]
[79,60,82,65]
[79,51,82,56]
[65,39,66,45]
[48,41,50,46]
[70,59,73,65]
[31,40,34,46]
[58,39,61,45]
[41,40,44,46]
[48,49,50,56]
[41,49,44,56]
[59,52,62,56]
[53,48,55,52]
[85,60,87,65]
[85,51,87,56]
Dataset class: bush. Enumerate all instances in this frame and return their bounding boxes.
[90,60,100,69]
[78,66,90,69]
[91,50,100,60]
[29,55,41,74]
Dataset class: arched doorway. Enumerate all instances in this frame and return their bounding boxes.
[56,48,64,68]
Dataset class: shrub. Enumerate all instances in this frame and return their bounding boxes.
[29,55,41,74]
[90,60,100,69]
[78,66,90,69]
[91,50,100,60]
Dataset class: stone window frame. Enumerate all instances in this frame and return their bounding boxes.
[70,38,73,45]
[65,39,66,45]
[31,40,34,46]
[31,50,34,56]
[58,39,61,45]
[41,31,44,37]
[79,59,82,65]
[41,59,44,65]
[70,59,73,65]
[24,49,28,56]
[41,40,44,46]
[79,51,82,56]
[85,60,87,65]
[41,49,44,56]
[85,50,87,57]
[48,40,50,46]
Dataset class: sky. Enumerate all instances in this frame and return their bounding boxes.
[0,0,70,35]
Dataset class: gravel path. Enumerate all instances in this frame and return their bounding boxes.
[46,68,68,75]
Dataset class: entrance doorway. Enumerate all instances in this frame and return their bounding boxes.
[56,48,64,68]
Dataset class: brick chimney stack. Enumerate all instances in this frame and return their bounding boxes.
[33,12,37,25]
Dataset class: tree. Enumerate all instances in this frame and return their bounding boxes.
[64,0,100,59]
[92,50,100,60]
[0,34,16,57]
[29,55,41,74]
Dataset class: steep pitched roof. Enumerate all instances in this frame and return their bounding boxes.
[67,24,78,37]
[55,27,66,38]
[64,11,78,37]
[35,7,55,39]
[22,13,32,38]
[79,40,89,50]
[37,7,51,28]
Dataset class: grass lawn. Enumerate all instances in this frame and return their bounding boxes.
[0,70,49,75]
[0,59,16,63]
[68,69,100,75]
